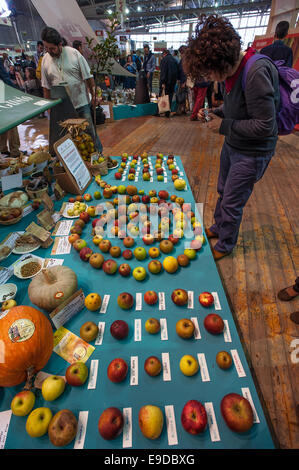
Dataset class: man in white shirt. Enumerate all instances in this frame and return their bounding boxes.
[41,26,103,153]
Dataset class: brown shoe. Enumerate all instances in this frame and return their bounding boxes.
[205,228,218,239]
[290,311,299,325]
[212,248,231,260]
[277,287,299,301]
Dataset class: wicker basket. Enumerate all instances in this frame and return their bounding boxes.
[0,208,23,225]
[26,183,49,200]
[87,160,108,176]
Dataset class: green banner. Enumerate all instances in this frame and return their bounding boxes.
[0,84,61,134]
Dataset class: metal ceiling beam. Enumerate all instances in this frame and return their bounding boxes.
[80,1,271,20]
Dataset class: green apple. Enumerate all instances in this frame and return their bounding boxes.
[128,174,135,181]
[11,390,35,416]
[184,248,197,260]
[133,266,147,281]
[139,189,145,195]
[118,185,126,194]
[157,175,164,181]
[134,246,147,261]
[42,375,66,402]
[94,191,102,200]
[26,407,53,438]
[120,162,126,168]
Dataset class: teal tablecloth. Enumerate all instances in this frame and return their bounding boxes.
[0,156,275,449]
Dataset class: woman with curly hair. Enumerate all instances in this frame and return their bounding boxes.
[183,15,280,260]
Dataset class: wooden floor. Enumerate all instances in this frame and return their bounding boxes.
[19,114,299,449]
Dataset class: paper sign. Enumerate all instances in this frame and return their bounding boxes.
[223,320,232,343]
[25,221,51,243]
[130,356,138,386]
[51,236,71,255]
[188,291,194,309]
[135,293,142,311]
[160,318,168,341]
[0,232,20,249]
[242,388,260,423]
[41,192,54,212]
[211,292,221,310]
[22,204,34,218]
[87,359,99,390]
[53,326,95,364]
[159,292,166,310]
[205,403,220,442]
[134,319,142,342]
[0,410,12,449]
[190,317,201,340]
[53,219,73,236]
[74,411,89,449]
[95,322,105,345]
[50,289,85,329]
[162,352,171,382]
[197,353,210,382]
[100,294,110,314]
[37,209,55,230]
[231,349,246,378]
[44,258,64,268]
[1,170,22,191]
[165,405,178,446]
[122,408,132,448]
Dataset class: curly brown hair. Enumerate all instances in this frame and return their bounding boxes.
[183,15,241,80]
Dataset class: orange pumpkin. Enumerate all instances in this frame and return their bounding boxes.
[0,306,53,387]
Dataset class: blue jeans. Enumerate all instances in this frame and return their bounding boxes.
[76,104,103,153]
[211,141,273,253]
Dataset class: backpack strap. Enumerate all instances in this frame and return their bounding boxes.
[241,53,274,91]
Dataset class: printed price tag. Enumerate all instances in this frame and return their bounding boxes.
[160,318,168,341]
[100,294,110,314]
[95,322,105,346]
[50,289,85,329]
[130,356,138,386]
[0,410,12,449]
[223,320,232,343]
[242,388,260,423]
[87,359,99,389]
[134,319,142,342]
[159,292,166,310]
[44,258,64,268]
[190,317,201,339]
[197,353,210,382]
[188,291,194,309]
[162,352,171,382]
[211,292,221,310]
[165,405,178,446]
[74,411,89,449]
[135,293,142,311]
[122,408,132,448]
[51,236,71,255]
[205,402,220,442]
[22,204,34,218]
[53,219,73,237]
[231,349,246,378]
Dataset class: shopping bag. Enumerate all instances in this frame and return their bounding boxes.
[158,90,170,114]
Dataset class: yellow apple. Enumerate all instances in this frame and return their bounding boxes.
[1,299,17,311]
[138,405,164,439]
[163,256,179,274]
[41,375,66,401]
[11,390,35,416]
[26,407,53,437]
[93,235,103,245]
[179,355,199,376]
[174,178,186,190]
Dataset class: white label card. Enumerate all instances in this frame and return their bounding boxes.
[134,319,142,342]
[51,236,71,255]
[74,411,89,449]
[211,292,221,310]
[165,405,178,446]
[241,388,260,423]
[231,349,246,378]
[130,356,138,386]
[88,359,99,389]
[197,353,210,382]
[0,410,12,449]
[188,291,194,309]
[160,318,168,341]
[162,352,171,382]
[100,294,110,314]
[205,403,220,442]
[122,408,133,448]
[135,293,142,311]
[223,320,232,343]
[95,322,105,345]
[190,317,201,340]
[159,292,166,310]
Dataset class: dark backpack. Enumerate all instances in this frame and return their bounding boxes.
[242,53,299,135]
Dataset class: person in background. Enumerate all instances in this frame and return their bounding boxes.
[34,40,44,67]
[132,50,142,74]
[173,50,180,63]
[61,37,68,46]
[72,40,83,55]
[9,64,17,85]
[41,26,103,153]
[15,67,43,97]
[176,45,188,115]
[277,277,299,325]
[2,53,11,73]
[190,77,210,121]
[143,44,156,93]
[158,49,178,117]
[260,20,293,67]
[124,55,136,89]
[183,14,280,260]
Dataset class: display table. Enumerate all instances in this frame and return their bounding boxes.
[0,156,275,449]
[112,101,177,120]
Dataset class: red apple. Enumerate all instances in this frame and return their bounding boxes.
[144,356,162,377]
[168,234,179,245]
[114,172,122,180]
[203,313,224,334]
[98,407,124,440]
[110,320,129,340]
[117,292,134,310]
[156,167,163,175]
[79,247,93,261]
[92,218,101,228]
[142,234,155,245]
[102,259,118,275]
[142,195,150,204]
[172,168,179,175]
[158,190,169,200]
[144,291,158,306]
[123,236,135,248]
[199,292,214,307]
[123,249,133,260]
[79,212,90,223]
[107,358,128,383]
[65,362,88,386]
[171,288,188,306]
[181,400,207,435]
[220,393,254,433]
[118,263,131,277]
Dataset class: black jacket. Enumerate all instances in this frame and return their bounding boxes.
[160,53,178,88]
[260,40,293,67]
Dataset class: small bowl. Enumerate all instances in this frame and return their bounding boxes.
[14,255,44,279]
[0,283,17,303]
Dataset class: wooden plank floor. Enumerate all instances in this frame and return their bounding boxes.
[18,114,299,449]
